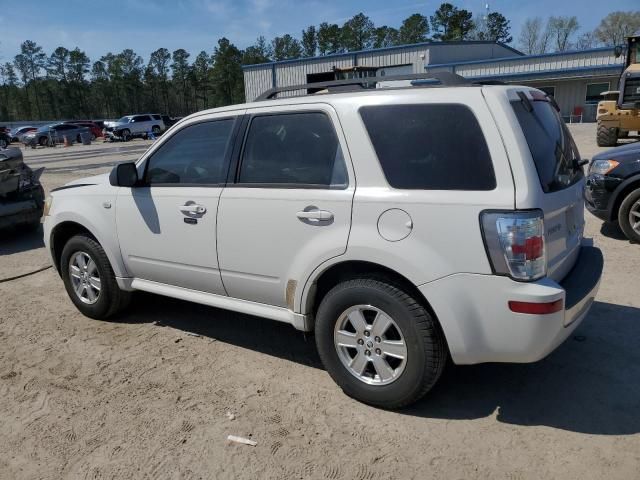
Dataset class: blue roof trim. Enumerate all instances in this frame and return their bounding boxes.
[460,64,623,81]
[242,40,522,70]
[425,46,621,69]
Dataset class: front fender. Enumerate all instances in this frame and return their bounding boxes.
[48,196,127,278]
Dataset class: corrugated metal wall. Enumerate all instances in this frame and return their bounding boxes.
[516,76,614,121]
[243,42,519,101]
[445,48,623,78]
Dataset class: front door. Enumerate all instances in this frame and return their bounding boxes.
[217,105,355,308]
[116,114,239,294]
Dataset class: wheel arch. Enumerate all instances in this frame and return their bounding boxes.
[303,259,451,358]
[608,174,640,221]
[49,219,126,278]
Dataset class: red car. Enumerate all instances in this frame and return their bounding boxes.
[64,121,103,140]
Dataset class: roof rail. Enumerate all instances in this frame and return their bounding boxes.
[255,71,469,101]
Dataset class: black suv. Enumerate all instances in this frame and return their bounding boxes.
[585,142,640,242]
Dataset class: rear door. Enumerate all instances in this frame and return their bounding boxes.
[507,89,585,281]
[216,104,354,308]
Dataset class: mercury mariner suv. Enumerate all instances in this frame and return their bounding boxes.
[43,76,604,408]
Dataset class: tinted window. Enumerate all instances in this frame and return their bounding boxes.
[134,115,151,122]
[585,83,609,104]
[152,115,161,120]
[145,119,234,185]
[511,97,582,193]
[360,104,496,190]
[54,124,74,131]
[239,113,347,187]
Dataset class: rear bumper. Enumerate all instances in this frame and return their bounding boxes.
[420,245,603,365]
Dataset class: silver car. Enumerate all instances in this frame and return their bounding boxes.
[23,123,91,147]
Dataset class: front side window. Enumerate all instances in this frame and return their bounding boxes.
[134,115,151,123]
[145,119,234,185]
[360,104,496,190]
[238,112,347,188]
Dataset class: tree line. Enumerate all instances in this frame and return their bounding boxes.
[0,4,638,122]
[518,11,640,54]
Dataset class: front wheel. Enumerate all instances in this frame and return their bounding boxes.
[619,188,640,243]
[315,278,447,409]
[60,234,131,319]
[120,129,131,141]
[152,125,161,135]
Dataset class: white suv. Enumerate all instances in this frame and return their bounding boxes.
[43,81,603,408]
[105,114,165,139]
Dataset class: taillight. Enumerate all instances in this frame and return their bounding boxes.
[481,210,546,281]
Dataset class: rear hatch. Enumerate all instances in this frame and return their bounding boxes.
[510,90,585,282]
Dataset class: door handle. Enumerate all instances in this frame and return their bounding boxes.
[179,204,207,215]
[296,208,334,222]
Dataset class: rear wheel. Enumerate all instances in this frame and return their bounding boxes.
[597,123,618,147]
[0,138,7,148]
[60,234,131,319]
[619,188,640,243]
[152,125,161,135]
[315,278,447,409]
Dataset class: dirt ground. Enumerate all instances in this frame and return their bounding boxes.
[1,126,639,480]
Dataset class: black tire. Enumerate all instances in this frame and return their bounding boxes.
[152,125,161,135]
[76,134,82,143]
[39,136,48,147]
[0,138,7,149]
[121,129,131,141]
[315,278,447,409]
[597,123,618,147]
[618,188,640,243]
[60,234,131,319]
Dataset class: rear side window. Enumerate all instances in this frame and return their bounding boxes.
[145,119,234,185]
[511,95,582,193]
[238,112,348,188]
[152,114,161,120]
[135,115,151,122]
[359,104,496,190]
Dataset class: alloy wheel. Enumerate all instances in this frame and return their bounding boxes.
[334,305,407,386]
[68,251,101,305]
[630,200,640,235]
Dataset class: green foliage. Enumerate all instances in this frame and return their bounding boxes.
[399,14,430,44]
[340,13,375,51]
[317,22,342,55]
[271,34,302,61]
[430,3,474,41]
[301,26,318,57]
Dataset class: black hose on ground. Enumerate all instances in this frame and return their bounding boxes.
[0,265,52,284]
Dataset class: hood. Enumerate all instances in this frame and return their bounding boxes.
[65,173,110,187]
[593,142,640,165]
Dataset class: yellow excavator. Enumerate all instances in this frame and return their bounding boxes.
[596,36,640,146]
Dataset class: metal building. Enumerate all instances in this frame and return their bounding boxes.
[426,46,625,122]
[242,42,625,122]
[242,41,521,101]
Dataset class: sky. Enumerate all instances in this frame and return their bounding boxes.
[0,0,638,63]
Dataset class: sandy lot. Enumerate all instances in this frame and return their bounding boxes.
[1,126,639,480]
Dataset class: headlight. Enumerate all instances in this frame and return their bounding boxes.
[43,196,53,216]
[589,159,619,175]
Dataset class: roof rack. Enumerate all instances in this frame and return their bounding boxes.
[256,71,474,101]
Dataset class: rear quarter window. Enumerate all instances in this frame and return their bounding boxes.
[359,104,496,190]
[511,95,582,193]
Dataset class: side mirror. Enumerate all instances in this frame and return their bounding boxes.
[110,162,139,187]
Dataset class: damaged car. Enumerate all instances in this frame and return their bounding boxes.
[0,148,45,231]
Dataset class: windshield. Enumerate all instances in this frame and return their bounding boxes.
[511,94,583,193]
[116,116,131,123]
